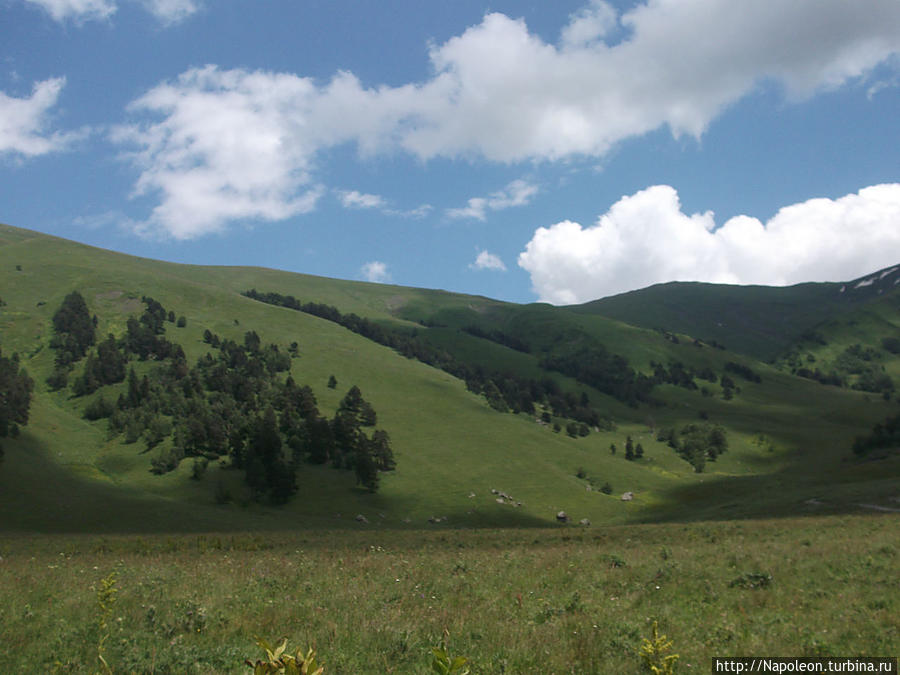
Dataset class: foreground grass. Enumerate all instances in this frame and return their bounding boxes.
[1,514,897,673]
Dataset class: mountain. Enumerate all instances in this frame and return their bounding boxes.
[1,223,898,533]
[571,265,900,362]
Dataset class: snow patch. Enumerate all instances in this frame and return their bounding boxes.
[855,277,875,289]
[879,266,899,280]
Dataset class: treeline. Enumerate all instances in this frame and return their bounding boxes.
[657,423,728,473]
[461,325,531,354]
[242,289,614,431]
[539,345,652,407]
[852,413,900,457]
[0,348,34,460]
[48,291,394,501]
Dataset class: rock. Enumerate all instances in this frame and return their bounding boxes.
[468,492,476,498]
[556,510,568,523]
[496,498,506,504]
[621,492,634,501]
[355,514,369,524]
[579,518,591,526]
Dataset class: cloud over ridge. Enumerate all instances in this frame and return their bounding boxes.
[518,184,900,305]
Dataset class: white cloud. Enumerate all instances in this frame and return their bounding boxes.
[518,184,900,304]
[24,0,199,22]
[24,0,115,21]
[140,0,199,23]
[399,1,900,161]
[113,2,900,237]
[0,78,84,158]
[361,261,390,283]
[113,66,325,239]
[447,179,538,220]
[470,250,507,272]
[337,190,387,210]
[560,0,617,50]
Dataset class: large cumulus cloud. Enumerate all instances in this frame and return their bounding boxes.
[517,184,900,304]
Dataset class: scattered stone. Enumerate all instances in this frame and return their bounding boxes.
[585,485,592,492]
[579,518,591,527]
[621,492,634,501]
[556,510,569,523]
[468,492,476,498]
[355,514,369,524]
[428,516,446,524]
[496,498,506,505]
[804,498,822,506]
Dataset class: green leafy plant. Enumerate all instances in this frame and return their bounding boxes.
[245,637,324,675]
[640,620,679,674]
[430,631,470,675]
[729,572,772,589]
[94,572,118,675]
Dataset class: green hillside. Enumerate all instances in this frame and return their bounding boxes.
[1,223,898,533]
[572,268,900,362]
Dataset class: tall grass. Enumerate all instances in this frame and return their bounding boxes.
[1,514,896,673]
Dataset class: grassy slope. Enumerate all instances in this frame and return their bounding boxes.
[571,267,900,363]
[1,224,897,533]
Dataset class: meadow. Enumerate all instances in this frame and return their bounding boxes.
[1,514,897,673]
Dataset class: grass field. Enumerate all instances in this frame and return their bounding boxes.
[1,514,897,673]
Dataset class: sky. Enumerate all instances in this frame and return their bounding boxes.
[1,0,899,305]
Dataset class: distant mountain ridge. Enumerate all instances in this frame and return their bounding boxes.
[570,265,900,361]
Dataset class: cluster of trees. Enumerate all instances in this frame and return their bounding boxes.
[48,292,394,501]
[540,345,653,408]
[649,360,759,400]
[852,413,900,457]
[608,437,645,460]
[657,423,727,473]
[784,342,894,397]
[242,289,615,430]
[0,348,34,459]
[461,325,531,354]
[48,292,186,393]
[49,291,97,366]
[724,361,762,383]
[651,361,716,390]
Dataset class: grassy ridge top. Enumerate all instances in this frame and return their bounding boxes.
[572,266,900,362]
[1,223,898,533]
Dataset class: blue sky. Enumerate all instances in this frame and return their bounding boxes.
[2,0,899,304]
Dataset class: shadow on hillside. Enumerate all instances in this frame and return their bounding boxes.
[633,450,900,524]
[0,431,553,534]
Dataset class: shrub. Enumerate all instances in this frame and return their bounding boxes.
[244,638,324,674]
[640,620,679,674]
[84,395,114,421]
